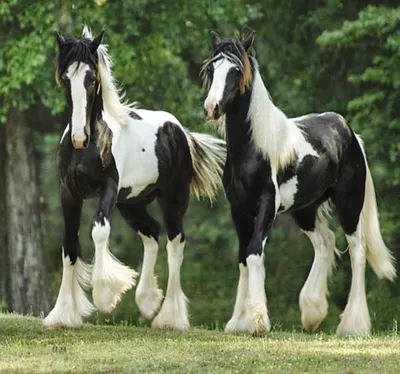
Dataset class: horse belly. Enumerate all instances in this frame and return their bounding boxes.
[279,171,335,213]
[119,156,159,198]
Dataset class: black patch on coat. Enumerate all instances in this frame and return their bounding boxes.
[118,184,159,205]
[154,121,193,241]
[129,110,143,120]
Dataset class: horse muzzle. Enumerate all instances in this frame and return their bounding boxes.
[204,100,223,125]
[72,133,89,149]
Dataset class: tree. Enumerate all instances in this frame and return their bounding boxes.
[0,1,58,314]
[318,5,400,185]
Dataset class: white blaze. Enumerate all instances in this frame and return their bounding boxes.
[66,62,91,147]
[204,58,235,117]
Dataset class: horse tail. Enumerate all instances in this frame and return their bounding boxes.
[186,132,226,201]
[355,135,396,281]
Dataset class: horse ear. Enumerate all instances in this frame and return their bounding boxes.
[240,29,256,53]
[211,30,222,50]
[55,31,65,49]
[90,29,105,53]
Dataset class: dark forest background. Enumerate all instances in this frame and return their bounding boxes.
[0,0,399,333]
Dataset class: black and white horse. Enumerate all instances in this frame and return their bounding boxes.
[43,26,226,329]
[202,30,396,336]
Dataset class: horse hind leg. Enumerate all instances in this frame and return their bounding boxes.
[151,125,192,330]
[91,179,138,313]
[333,158,371,335]
[117,203,164,320]
[151,193,190,330]
[293,202,337,333]
[336,223,370,336]
[43,186,95,328]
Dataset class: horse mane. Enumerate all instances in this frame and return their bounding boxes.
[56,25,137,127]
[247,59,297,171]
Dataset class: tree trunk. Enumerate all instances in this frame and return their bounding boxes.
[0,123,10,309]
[4,109,50,315]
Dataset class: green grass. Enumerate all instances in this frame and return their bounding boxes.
[0,314,399,373]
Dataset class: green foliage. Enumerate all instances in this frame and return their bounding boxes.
[318,5,400,184]
[0,2,63,121]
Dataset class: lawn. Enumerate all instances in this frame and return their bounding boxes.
[0,314,399,373]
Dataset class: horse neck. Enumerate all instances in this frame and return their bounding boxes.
[247,68,297,171]
[224,89,253,156]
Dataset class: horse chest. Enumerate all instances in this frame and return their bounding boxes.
[62,146,108,198]
[224,158,267,212]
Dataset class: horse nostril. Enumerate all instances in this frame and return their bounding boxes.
[213,104,220,119]
[83,137,89,148]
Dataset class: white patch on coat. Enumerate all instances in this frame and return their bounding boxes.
[102,111,160,196]
[152,234,189,329]
[135,232,163,319]
[300,214,336,333]
[204,58,236,117]
[279,176,298,212]
[225,263,249,332]
[43,252,95,328]
[291,125,319,160]
[243,253,270,334]
[66,62,90,147]
[91,218,138,313]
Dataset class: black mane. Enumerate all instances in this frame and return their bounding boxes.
[56,37,98,79]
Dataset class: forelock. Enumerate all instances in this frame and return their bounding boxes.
[56,37,98,82]
[201,37,253,93]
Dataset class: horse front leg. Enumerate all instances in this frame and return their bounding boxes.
[43,185,95,328]
[244,183,279,335]
[91,178,137,313]
[225,209,253,333]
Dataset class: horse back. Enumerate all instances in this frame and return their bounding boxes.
[292,112,352,165]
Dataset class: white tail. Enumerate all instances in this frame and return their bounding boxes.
[357,136,396,281]
[186,132,226,201]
